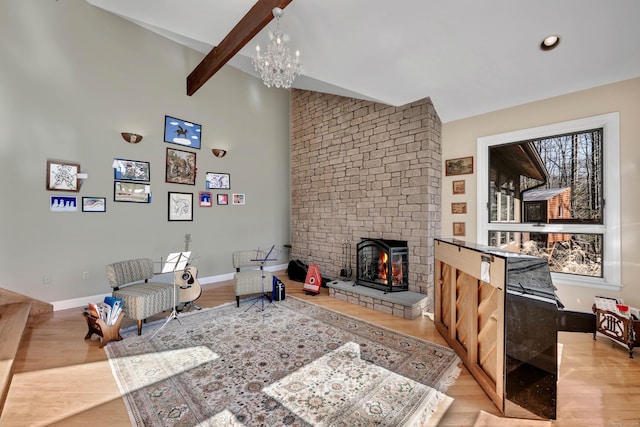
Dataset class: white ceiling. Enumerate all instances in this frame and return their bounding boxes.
[87,0,640,123]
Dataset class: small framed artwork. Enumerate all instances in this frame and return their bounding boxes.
[114,181,151,203]
[82,197,106,212]
[217,194,229,205]
[166,147,197,185]
[232,193,245,205]
[168,192,193,221]
[47,160,80,192]
[445,156,474,176]
[452,180,465,195]
[113,158,150,182]
[451,202,467,214]
[50,196,77,212]
[199,191,212,207]
[206,172,230,190]
[453,222,466,236]
[164,115,201,149]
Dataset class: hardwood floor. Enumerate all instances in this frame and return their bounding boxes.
[2,272,639,426]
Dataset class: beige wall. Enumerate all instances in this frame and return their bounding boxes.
[0,1,291,304]
[442,77,640,311]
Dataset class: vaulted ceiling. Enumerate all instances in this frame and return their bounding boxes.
[87,0,640,123]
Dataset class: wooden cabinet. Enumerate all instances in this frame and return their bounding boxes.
[434,238,558,420]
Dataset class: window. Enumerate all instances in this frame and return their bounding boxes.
[477,113,620,290]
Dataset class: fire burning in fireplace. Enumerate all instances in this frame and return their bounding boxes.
[378,252,404,285]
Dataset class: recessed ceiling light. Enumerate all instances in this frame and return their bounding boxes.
[540,35,560,51]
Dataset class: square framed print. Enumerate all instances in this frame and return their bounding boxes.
[232,193,245,205]
[166,147,197,185]
[50,195,77,212]
[199,191,212,207]
[47,160,80,192]
[451,202,467,214]
[169,192,193,221]
[453,222,466,236]
[164,115,201,149]
[206,172,230,190]
[452,179,465,195]
[82,197,106,212]
[445,156,474,176]
[114,181,150,203]
[113,158,150,182]
[217,193,228,205]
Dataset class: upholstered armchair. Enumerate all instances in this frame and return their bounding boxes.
[232,250,273,307]
[106,258,177,335]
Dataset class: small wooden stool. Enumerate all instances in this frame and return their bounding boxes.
[83,311,125,348]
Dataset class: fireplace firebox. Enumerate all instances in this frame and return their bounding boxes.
[356,238,408,293]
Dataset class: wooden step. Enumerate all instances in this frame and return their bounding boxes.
[0,302,32,414]
[0,288,52,317]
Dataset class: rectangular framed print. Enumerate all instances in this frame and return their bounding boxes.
[113,158,150,182]
[452,179,465,195]
[199,191,212,207]
[166,147,197,185]
[445,156,474,176]
[217,193,228,205]
[206,172,230,190]
[47,160,80,192]
[164,115,201,149]
[453,222,466,236]
[50,195,77,212]
[169,192,193,221]
[114,181,150,203]
[232,193,245,205]
[82,197,106,212]
[451,202,467,214]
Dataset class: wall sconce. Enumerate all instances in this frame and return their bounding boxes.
[121,132,143,144]
[212,149,227,158]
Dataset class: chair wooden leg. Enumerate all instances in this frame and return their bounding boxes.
[236,296,240,307]
[137,320,143,336]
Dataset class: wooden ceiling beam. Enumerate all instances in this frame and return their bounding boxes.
[186,0,293,96]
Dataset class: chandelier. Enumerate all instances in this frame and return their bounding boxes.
[251,7,301,89]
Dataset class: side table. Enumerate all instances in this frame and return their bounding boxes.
[83,311,125,348]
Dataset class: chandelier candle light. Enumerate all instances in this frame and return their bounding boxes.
[252,7,301,89]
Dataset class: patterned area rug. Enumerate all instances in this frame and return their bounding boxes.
[105,296,461,426]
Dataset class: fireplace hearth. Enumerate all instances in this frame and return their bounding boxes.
[356,238,409,293]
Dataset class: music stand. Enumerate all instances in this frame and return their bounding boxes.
[150,251,191,339]
[245,245,278,312]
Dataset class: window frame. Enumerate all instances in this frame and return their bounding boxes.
[476,113,621,290]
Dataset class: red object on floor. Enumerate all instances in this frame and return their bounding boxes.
[303,264,322,294]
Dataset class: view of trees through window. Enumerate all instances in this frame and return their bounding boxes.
[489,128,604,278]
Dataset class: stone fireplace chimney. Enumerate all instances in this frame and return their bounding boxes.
[289,90,441,309]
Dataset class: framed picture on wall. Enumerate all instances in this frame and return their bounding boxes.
[113,158,150,182]
[82,197,106,212]
[451,202,467,214]
[199,191,212,207]
[114,181,150,203]
[206,172,230,190]
[168,192,193,221]
[453,222,466,236]
[445,156,474,176]
[50,195,78,212]
[47,160,80,192]
[166,147,197,185]
[452,180,465,195]
[164,115,201,149]
[232,193,245,205]
[217,194,229,205]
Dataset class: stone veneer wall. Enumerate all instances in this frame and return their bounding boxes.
[290,90,442,307]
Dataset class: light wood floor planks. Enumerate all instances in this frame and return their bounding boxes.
[2,272,639,426]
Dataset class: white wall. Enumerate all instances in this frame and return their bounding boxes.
[0,1,291,303]
[442,77,640,311]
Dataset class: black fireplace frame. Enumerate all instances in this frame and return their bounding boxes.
[355,238,409,293]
